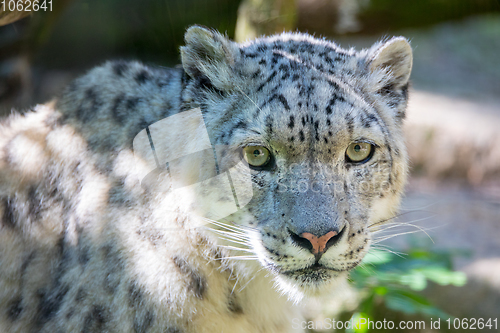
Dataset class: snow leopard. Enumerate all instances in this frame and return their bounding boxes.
[0,26,412,332]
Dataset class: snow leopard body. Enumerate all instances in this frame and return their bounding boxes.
[0,26,412,332]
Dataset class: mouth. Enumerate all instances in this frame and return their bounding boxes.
[281,260,359,278]
[301,262,326,272]
[281,262,336,276]
[279,264,336,285]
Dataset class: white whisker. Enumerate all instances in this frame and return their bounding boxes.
[231,275,241,294]
[373,228,434,244]
[367,210,436,229]
[216,256,259,261]
[206,229,249,241]
[217,245,255,253]
[235,84,263,114]
[238,266,266,292]
[370,245,407,258]
[203,219,252,234]
[371,221,431,235]
[217,239,251,247]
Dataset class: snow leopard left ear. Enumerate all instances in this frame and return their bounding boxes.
[181,26,239,91]
[366,37,412,118]
[367,37,413,88]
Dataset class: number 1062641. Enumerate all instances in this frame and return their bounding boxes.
[1,0,52,12]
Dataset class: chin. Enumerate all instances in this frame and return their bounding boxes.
[273,268,350,303]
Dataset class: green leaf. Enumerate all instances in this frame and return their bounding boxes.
[384,290,450,319]
[347,313,371,333]
[418,267,467,286]
[399,271,428,290]
[374,286,388,295]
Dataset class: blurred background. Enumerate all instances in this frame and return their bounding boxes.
[1,0,499,331]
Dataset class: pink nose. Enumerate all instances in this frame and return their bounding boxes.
[300,231,338,255]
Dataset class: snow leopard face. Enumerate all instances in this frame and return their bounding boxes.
[180,27,412,297]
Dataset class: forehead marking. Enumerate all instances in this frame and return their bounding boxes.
[270,50,392,143]
[272,50,372,111]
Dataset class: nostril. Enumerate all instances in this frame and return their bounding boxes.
[289,231,314,253]
[324,227,344,252]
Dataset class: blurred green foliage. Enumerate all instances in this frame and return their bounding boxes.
[338,245,468,332]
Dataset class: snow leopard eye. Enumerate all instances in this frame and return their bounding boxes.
[243,146,271,167]
[345,142,374,163]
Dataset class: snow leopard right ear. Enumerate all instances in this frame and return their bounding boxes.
[181,26,240,91]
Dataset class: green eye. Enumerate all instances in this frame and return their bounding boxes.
[346,142,373,163]
[243,146,271,167]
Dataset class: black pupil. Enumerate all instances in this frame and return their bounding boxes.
[253,149,261,157]
[354,144,361,152]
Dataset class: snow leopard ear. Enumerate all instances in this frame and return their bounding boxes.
[367,37,413,89]
[181,26,239,91]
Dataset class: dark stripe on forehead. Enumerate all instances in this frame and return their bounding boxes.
[345,114,354,135]
[226,120,248,139]
[256,71,277,92]
[313,120,321,141]
[265,115,274,134]
[325,93,346,115]
[277,94,290,111]
[362,114,378,128]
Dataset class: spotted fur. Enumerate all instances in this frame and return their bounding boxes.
[0,26,412,332]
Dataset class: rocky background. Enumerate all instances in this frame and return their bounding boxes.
[1,0,499,331]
